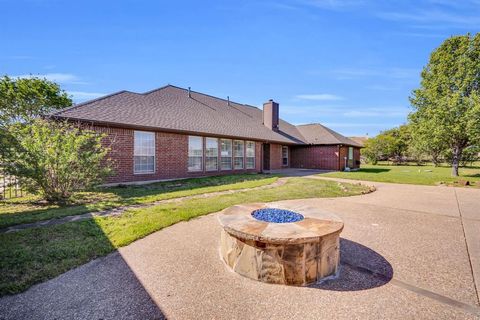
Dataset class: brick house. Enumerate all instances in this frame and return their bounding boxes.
[52,85,361,184]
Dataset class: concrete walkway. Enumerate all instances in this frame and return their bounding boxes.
[1,179,480,319]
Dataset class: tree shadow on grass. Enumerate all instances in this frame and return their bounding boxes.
[311,238,393,291]
[0,220,166,320]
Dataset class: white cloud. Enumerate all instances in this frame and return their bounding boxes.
[295,94,344,101]
[13,73,87,84]
[68,91,106,100]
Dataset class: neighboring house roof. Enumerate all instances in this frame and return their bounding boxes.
[296,124,363,147]
[348,136,368,147]
[52,85,357,146]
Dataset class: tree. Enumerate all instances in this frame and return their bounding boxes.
[362,134,394,164]
[409,33,480,176]
[362,125,411,165]
[0,75,71,127]
[0,76,72,163]
[2,120,112,203]
[408,120,447,166]
[382,125,411,163]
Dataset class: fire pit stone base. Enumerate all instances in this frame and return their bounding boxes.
[218,203,344,286]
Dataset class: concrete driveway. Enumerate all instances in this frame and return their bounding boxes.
[1,179,479,319]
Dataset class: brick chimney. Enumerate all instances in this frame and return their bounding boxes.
[263,99,279,131]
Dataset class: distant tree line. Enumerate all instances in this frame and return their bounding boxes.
[362,124,480,167]
[363,33,480,176]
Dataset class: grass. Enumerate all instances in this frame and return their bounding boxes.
[321,163,480,186]
[0,174,277,229]
[0,177,370,296]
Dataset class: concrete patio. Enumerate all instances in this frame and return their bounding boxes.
[1,178,479,319]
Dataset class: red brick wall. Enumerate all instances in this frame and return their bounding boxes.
[264,144,290,170]
[290,145,340,170]
[339,146,348,171]
[339,146,361,170]
[93,125,262,184]
[268,144,282,170]
[353,148,361,168]
[290,145,361,171]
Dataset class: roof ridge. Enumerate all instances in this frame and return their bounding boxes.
[51,90,131,115]
[140,84,175,95]
[296,123,322,127]
[156,84,257,109]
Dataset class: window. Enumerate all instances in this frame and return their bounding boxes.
[282,146,288,166]
[205,137,219,171]
[348,146,354,168]
[188,136,203,172]
[233,140,244,169]
[220,139,232,170]
[246,141,255,169]
[134,131,155,173]
[348,147,354,160]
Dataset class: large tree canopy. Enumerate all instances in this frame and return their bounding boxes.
[0,75,71,127]
[409,33,480,176]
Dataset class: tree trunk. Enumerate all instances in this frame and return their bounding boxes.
[451,146,461,177]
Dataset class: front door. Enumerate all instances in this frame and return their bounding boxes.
[263,143,270,170]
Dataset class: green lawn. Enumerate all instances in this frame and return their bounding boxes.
[0,174,277,229]
[0,177,371,296]
[321,164,480,186]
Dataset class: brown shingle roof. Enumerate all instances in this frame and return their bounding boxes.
[52,85,358,147]
[348,136,368,147]
[296,124,363,147]
[53,85,305,144]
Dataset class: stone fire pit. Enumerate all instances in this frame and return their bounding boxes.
[218,203,344,286]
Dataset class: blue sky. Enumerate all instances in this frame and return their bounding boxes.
[1,0,479,136]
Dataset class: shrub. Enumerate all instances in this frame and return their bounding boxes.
[3,120,113,203]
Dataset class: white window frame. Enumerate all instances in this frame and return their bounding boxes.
[188,136,203,172]
[220,139,233,171]
[246,141,255,169]
[282,146,289,166]
[233,140,245,169]
[134,131,156,174]
[205,137,219,171]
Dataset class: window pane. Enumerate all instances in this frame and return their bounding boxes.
[188,136,203,171]
[188,156,203,172]
[246,157,255,169]
[246,141,255,169]
[233,140,244,157]
[282,146,288,166]
[134,131,155,173]
[233,140,244,169]
[206,138,218,157]
[134,156,154,173]
[234,157,244,169]
[246,141,255,157]
[220,139,232,156]
[220,139,232,170]
[206,157,218,171]
[348,147,354,160]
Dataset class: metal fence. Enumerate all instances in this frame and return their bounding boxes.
[0,165,24,200]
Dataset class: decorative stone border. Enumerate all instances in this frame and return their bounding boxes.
[218,203,344,286]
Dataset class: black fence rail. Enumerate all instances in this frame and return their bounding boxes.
[0,166,24,200]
